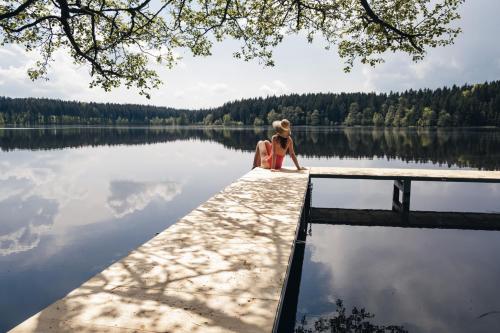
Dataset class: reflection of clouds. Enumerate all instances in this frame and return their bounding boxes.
[2,147,190,232]
[0,155,65,203]
[0,195,58,256]
[308,225,500,332]
[0,176,34,200]
[0,160,9,173]
[0,151,98,228]
[107,180,181,218]
[296,245,338,321]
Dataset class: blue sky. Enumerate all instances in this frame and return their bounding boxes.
[0,0,499,109]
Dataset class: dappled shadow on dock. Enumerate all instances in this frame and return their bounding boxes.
[11,168,309,332]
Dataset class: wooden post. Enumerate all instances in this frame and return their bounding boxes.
[392,180,401,212]
[299,181,313,239]
[402,179,411,212]
[392,179,411,213]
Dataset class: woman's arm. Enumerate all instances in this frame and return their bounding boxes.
[271,136,277,170]
[288,137,306,170]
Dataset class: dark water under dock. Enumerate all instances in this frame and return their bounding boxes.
[1,127,500,332]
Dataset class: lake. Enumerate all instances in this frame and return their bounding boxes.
[1,127,500,332]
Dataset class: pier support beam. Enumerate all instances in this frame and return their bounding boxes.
[310,208,500,231]
[301,181,313,238]
[274,181,311,332]
[392,179,411,213]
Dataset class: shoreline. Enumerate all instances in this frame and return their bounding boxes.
[1,125,499,130]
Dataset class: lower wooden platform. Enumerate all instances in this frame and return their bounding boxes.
[311,208,500,231]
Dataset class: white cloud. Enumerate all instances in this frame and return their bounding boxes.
[409,56,462,81]
[259,85,274,95]
[195,81,231,95]
[0,46,90,100]
[0,45,29,68]
[259,79,289,96]
[211,83,230,94]
[0,48,17,56]
[174,90,186,98]
[361,67,377,92]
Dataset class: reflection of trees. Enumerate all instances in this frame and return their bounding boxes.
[295,299,407,333]
[1,127,500,169]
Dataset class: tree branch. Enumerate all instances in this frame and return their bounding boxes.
[359,0,423,52]
[1,15,59,33]
[0,0,37,20]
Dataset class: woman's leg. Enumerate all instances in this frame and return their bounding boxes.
[253,142,261,169]
[264,140,272,155]
[258,140,271,168]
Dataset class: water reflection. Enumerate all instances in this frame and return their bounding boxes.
[1,127,499,332]
[296,299,407,333]
[0,176,34,200]
[295,224,500,332]
[1,127,500,169]
[0,195,58,256]
[0,139,249,332]
[107,180,181,218]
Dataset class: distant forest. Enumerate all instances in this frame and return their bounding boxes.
[1,80,499,127]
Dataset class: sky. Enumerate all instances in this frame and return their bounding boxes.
[0,0,499,109]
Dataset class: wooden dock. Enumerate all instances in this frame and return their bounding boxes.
[9,166,500,333]
[309,167,500,182]
[310,167,500,212]
[9,168,310,333]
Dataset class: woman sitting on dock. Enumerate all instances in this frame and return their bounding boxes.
[253,119,306,171]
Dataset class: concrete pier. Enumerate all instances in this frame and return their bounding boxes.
[9,166,500,332]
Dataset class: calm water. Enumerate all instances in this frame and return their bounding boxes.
[1,127,499,332]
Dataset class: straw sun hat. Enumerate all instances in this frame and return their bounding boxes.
[272,119,291,138]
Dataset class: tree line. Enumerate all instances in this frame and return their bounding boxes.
[1,80,499,127]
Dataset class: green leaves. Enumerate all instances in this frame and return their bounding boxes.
[0,0,464,95]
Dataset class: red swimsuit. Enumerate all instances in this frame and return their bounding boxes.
[264,141,285,169]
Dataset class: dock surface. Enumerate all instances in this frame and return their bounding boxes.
[310,167,500,182]
[10,168,309,333]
